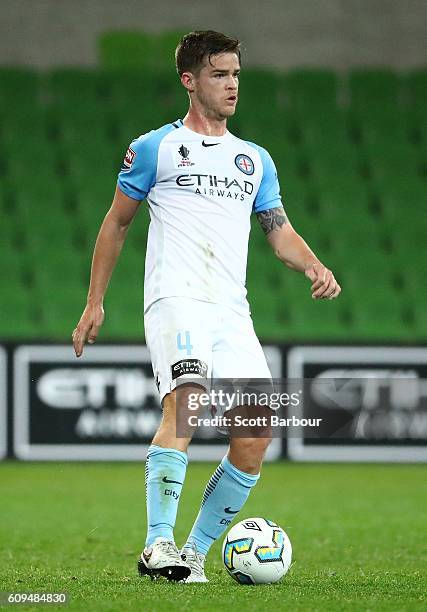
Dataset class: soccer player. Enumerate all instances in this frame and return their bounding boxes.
[72,30,341,583]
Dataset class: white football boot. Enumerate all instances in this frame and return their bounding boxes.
[138,537,191,582]
[181,543,209,583]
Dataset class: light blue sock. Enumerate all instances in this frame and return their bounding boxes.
[145,444,188,546]
[184,456,259,555]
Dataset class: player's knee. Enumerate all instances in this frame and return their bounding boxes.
[249,435,272,457]
[166,383,207,411]
[232,435,272,471]
[154,385,205,450]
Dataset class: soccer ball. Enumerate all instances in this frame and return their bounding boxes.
[222,517,292,585]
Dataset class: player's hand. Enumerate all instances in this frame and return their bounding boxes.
[72,303,105,357]
[304,263,341,300]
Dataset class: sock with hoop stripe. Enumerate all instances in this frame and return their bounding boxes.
[183,455,259,555]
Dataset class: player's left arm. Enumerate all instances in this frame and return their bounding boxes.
[256,206,341,300]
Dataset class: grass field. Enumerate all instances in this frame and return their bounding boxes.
[0,462,425,611]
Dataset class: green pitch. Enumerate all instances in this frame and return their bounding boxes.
[1,462,425,611]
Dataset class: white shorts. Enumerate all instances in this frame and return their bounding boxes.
[144,297,272,403]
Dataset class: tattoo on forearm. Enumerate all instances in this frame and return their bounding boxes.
[256,207,288,235]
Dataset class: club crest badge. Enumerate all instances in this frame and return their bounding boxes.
[235,154,255,175]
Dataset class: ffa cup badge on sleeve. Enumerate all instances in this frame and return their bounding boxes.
[121,146,136,171]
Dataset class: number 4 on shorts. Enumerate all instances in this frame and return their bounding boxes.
[176,331,193,356]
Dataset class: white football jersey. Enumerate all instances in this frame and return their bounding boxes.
[117,119,282,314]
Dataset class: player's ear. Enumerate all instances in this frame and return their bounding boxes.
[181,71,195,93]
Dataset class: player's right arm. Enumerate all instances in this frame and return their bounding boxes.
[73,129,164,356]
[72,185,140,357]
[73,131,160,357]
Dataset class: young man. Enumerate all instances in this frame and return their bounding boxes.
[72,30,341,583]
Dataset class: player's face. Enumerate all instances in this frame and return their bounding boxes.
[192,52,240,120]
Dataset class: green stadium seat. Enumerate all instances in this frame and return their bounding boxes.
[405,70,427,112]
[48,69,111,104]
[248,287,284,341]
[378,178,426,225]
[0,289,36,338]
[349,69,400,110]
[76,198,109,232]
[103,289,144,339]
[99,31,155,70]
[268,271,350,340]
[108,69,183,111]
[351,290,412,341]
[99,31,187,72]
[404,107,427,146]
[316,180,371,217]
[300,109,351,148]
[41,284,88,336]
[385,215,427,258]
[288,300,351,341]
[277,273,310,307]
[0,250,25,286]
[413,302,427,339]
[38,299,79,339]
[281,70,338,112]
[5,136,58,182]
[238,69,281,114]
[0,68,39,109]
[275,174,314,221]
[114,114,153,146]
[355,109,412,148]
[306,143,362,185]
[25,222,77,261]
[14,178,65,214]
[272,141,307,177]
[0,212,18,250]
[75,178,116,224]
[1,105,48,145]
[112,98,183,144]
[64,141,118,184]
[342,259,404,318]
[361,141,419,181]
[48,101,113,148]
[237,97,298,137]
[156,30,188,66]
[32,250,84,291]
[112,249,146,290]
[106,70,147,103]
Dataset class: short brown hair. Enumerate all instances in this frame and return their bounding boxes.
[175,30,241,76]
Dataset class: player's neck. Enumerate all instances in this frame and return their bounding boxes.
[182,108,227,137]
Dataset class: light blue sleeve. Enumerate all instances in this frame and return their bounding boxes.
[117,123,175,201]
[248,143,283,214]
